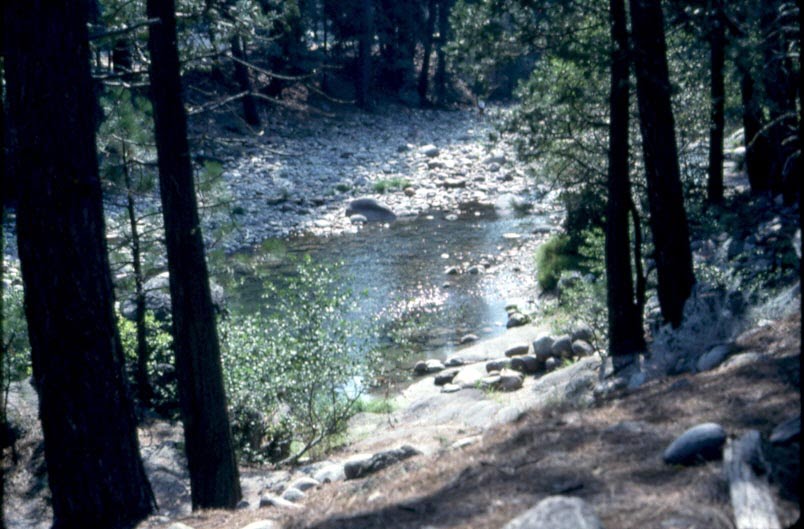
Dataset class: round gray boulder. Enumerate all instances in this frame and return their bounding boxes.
[345,198,397,222]
[662,422,727,465]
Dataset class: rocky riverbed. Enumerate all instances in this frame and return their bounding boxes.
[191,104,560,251]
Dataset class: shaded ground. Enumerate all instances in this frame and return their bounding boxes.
[157,313,800,529]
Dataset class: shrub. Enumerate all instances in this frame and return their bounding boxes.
[219,256,384,464]
[535,234,581,292]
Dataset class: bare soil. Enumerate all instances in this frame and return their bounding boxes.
[159,314,800,529]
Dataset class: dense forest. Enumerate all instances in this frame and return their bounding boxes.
[0,0,801,528]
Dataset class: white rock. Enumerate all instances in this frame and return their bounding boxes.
[240,521,279,529]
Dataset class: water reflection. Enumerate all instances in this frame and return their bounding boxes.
[227,202,545,360]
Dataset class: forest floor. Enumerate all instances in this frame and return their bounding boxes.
[148,312,801,529]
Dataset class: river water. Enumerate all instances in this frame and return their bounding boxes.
[223,200,555,363]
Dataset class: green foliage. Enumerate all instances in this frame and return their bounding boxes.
[355,397,396,414]
[535,235,580,292]
[536,229,607,348]
[372,177,410,194]
[117,311,177,414]
[218,256,384,464]
[2,273,31,385]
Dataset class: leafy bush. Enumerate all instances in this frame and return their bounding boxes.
[117,311,177,416]
[372,177,410,194]
[535,235,581,292]
[219,256,384,464]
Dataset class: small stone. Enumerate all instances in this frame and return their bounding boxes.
[696,344,734,372]
[480,374,502,389]
[505,343,530,357]
[486,359,510,373]
[421,144,440,157]
[459,334,478,345]
[445,356,466,367]
[510,355,541,374]
[168,524,194,529]
[403,187,416,197]
[662,422,727,465]
[441,383,461,393]
[545,357,558,371]
[236,499,251,510]
[503,496,603,529]
[281,487,306,502]
[551,335,573,358]
[445,266,460,275]
[344,445,421,480]
[498,369,524,391]
[290,476,320,492]
[467,265,483,274]
[571,340,594,357]
[434,369,459,386]
[312,463,346,483]
[506,312,530,328]
[571,323,594,342]
[425,359,445,373]
[259,494,302,510]
[532,335,555,360]
[413,360,428,375]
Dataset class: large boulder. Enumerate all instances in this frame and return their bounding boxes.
[345,198,397,222]
[503,496,604,529]
[663,422,727,465]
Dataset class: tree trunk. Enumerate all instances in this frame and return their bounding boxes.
[3,2,155,527]
[231,34,260,127]
[738,63,772,194]
[629,0,695,328]
[760,0,799,203]
[417,0,437,107]
[146,0,242,509]
[606,0,645,364]
[122,143,152,408]
[434,0,452,105]
[357,0,373,109]
[706,0,725,206]
[0,43,6,529]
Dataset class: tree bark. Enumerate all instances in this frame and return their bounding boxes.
[231,34,260,127]
[706,0,725,206]
[629,0,695,328]
[417,0,437,107]
[357,0,373,109]
[738,63,772,194]
[760,0,799,203]
[606,0,645,364]
[3,1,155,527]
[434,0,452,106]
[146,0,242,509]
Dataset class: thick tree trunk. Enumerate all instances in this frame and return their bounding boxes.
[629,0,695,328]
[417,0,437,107]
[3,1,155,527]
[738,65,772,194]
[0,42,6,529]
[146,0,242,509]
[606,0,645,364]
[231,35,260,127]
[434,0,452,106]
[760,1,799,203]
[357,0,373,109]
[706,0,725,205]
